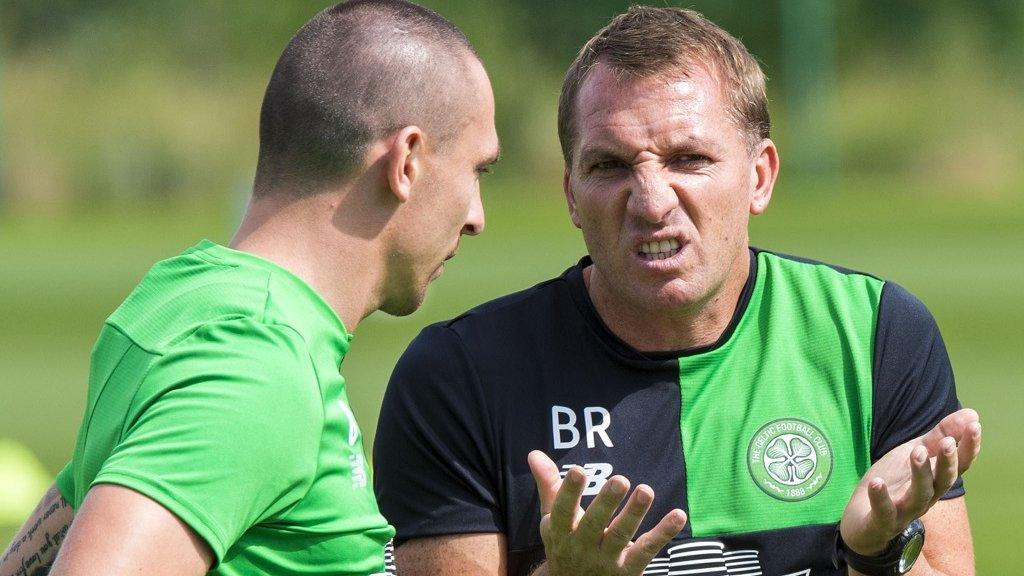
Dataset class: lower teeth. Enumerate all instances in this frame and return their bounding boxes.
[641,251,677,260]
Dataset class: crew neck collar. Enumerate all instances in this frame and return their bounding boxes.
[564,249,758,363]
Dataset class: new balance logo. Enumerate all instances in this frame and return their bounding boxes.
[559,462,613,496]
[643,540,810,576]
[349,453,368,489]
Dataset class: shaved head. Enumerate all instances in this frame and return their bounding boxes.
[254,0,480,195]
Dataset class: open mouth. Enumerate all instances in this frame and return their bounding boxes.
[638,238,682,261]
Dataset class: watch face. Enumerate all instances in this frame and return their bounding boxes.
[898,532,925,573]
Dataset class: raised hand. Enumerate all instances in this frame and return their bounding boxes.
[840,408,982,555]
[527,450,687,576]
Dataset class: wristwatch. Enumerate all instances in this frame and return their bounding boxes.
[834,519,926,576]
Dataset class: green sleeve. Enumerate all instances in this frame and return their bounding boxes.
[92,319,324,562]
[55,461,75,506]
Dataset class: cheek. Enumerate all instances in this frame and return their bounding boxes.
[579,208,621,255]
[433,178,469,219]
[690,177,750,239]
[577,184,626,232]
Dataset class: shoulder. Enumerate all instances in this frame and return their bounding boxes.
[450,272,573,324]
[108,250,277,354]
[438,269,577,343]
[155,317,314,381]
[755,248,884,287]
[174,317,311,356]
[875,281,940,333]
[754,248,937,322]
[390,269,578,395]
[398,269,579,377]
[872,280,949,383]
[870,281,957,459]
[143,318,322,419]
[755,248,889,318]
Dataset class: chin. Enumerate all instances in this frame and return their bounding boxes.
[380,288,426,317]
[628,277,709,312]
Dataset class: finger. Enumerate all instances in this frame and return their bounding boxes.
[851,478,898,554]
[956,421,982,474]
[866,477,897,533]
[601,484,654,558]
[538,513,553,546]
[930,436,958,503]
[549,465,586,535]
[576,475,630,548]
[622,509,687,573]
[901,446,934,516]
[528,450,563,516]
[920,409,979,453]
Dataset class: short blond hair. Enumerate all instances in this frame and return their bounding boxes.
[557,6,770,163]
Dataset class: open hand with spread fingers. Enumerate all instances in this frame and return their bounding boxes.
[840,408,982,557]
[527,450,687,576]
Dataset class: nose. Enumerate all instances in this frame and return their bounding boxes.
[627,168,679,224]
[462,190,485,236]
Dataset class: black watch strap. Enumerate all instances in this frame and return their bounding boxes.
[833,519,926,576]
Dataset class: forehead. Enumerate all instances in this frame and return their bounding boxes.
[574,63,736,156]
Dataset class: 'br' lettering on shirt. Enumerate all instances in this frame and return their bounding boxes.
[550,405,614,450]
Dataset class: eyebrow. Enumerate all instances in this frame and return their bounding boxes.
[578,136,722,165]
[577,146,624,165]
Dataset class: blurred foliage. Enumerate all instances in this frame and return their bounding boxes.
[1,0,1022,214]
[1,1,1022,570]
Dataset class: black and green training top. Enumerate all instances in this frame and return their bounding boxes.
[374,249,963,576]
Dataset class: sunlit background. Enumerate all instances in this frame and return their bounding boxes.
[1,0,1021,569]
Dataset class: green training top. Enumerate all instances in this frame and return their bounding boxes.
[56,240,394,575]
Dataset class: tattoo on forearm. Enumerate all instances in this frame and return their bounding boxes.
[1,491,71,576]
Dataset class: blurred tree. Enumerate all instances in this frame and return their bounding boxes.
[780,0,839,179]
[0,0,1020,212]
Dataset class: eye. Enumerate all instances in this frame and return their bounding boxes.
[590,159,629,173]
[670,154,712,170]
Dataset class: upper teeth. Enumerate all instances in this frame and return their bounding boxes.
[640,238,680,255]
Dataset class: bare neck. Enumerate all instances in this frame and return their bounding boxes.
[584,252,750,353]
[229,192,385,333]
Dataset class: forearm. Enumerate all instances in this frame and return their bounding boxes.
[1,485,73,576]
[849,558,969,576]
[394,534,506,576]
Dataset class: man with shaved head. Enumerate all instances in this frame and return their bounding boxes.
[375,6,980,576]
[1,1,498,574]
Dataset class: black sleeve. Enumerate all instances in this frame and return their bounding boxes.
[373,323,503,543]
[871,282,964,499]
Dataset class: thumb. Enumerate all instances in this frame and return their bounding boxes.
[528,450,562,515]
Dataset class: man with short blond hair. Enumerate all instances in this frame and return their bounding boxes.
[375,6,980,576]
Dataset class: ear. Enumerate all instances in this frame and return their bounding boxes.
[385,126,425,203]
[749,138,779,216]
[563,167,582,229]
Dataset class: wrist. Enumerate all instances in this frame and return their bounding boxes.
[839,524,896,557]
[835,519,926,576]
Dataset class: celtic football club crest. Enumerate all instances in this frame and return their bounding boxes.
[747,418,832,502]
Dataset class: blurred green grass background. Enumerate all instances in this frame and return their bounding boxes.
[2,0,1023,570]
[2,184,1021,569]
